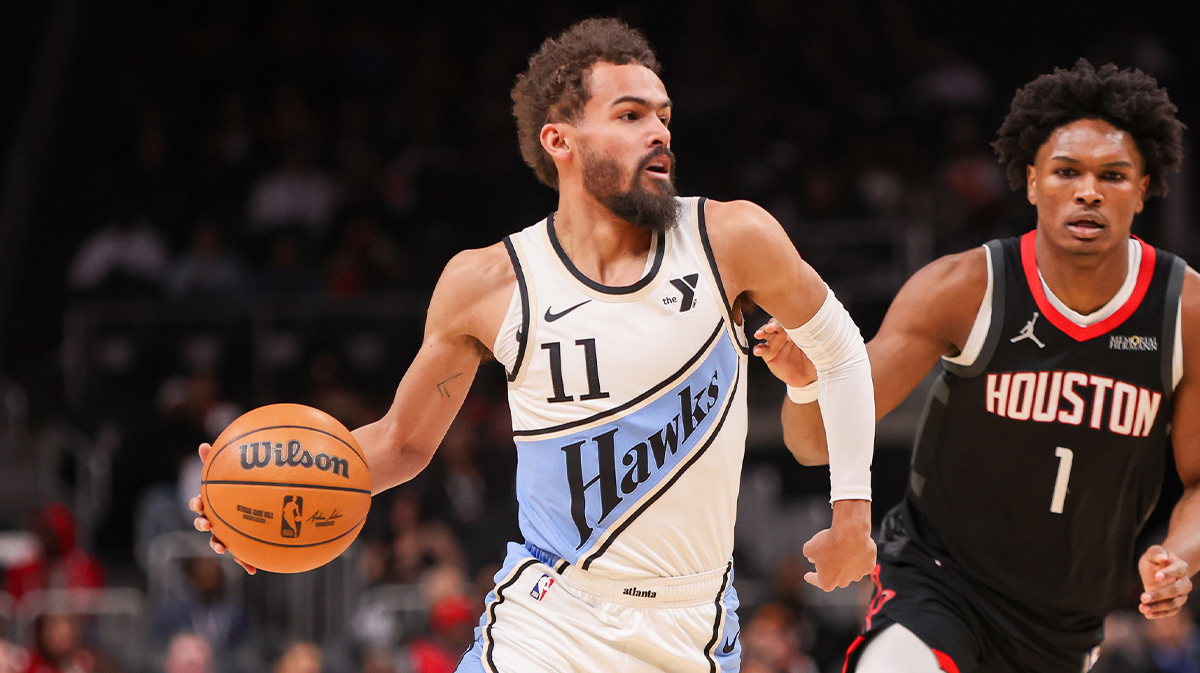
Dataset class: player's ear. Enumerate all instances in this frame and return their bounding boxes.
[1134,174,1150,213]
[541,122,572,163]
[1026,164,1037,205]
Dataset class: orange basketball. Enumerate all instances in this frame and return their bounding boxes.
[201,403,372,573]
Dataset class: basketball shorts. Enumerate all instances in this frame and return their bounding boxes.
[457,542,741,673]
[844,503,1104,673]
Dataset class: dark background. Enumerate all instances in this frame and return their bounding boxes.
[0,2,1196,672]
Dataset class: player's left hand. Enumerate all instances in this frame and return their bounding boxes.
[1138,545,1191,619]
[753,318,817,388]
[803,499,876,591]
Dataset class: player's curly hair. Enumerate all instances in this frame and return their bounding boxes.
[512,18,660,189]
[992,59,1185,197]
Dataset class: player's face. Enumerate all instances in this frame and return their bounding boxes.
[1027,118,1150,257]
[574,62,678,231]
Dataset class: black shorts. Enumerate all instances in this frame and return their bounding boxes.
[844,502,1104,673]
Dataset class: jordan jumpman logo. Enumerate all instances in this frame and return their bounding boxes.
[1010,312,1046,349]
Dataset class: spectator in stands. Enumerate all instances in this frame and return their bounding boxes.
[273,642,321,673]
[4,504,104,603]
[166,220,247,300]
[1,637,27,673]
[387,488,464,585]
[161,633,213,673]
[254,230,323,295]
[21,613,97,673]
[150,557,252,653]
[402,595,475,673]
[246,146,340,241]
[67,219,169,297]
[1144,605,1200,673]
[1094,606,1200,673]
[324,213,404,297]
[740,604,817,673]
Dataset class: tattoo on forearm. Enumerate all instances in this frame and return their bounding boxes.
[437,372,463,398]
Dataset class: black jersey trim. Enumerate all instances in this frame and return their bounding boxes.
[577,365,740,570]
[511,320,725,437]
[1161,253,1187,399]
[704,562,733,673]
[546,212,666,295]
[502,237,531,383]
[696,198,751,355]
[944,241,1007,379]
[483,558,539,673]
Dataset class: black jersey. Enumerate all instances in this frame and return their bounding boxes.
[907,232,1187,619]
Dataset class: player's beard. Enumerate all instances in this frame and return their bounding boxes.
[581,145,679,233]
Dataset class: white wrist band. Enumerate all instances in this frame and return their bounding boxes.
[786,381,818,404]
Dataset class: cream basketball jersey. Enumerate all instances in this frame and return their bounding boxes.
[492,196,750,580]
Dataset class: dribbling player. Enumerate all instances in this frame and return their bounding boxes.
[757,60,1200,672]
[193,19,878,672]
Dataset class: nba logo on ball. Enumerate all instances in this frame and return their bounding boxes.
[281,495,304,538]
[530,574,554,601]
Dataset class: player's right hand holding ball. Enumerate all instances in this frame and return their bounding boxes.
[190,442,257,575]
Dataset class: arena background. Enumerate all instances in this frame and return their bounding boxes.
[0,2,1196,672]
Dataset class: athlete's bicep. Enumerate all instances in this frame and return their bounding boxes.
[868,249,987,418]
[355,246,511,493]
[1171,269,1200,487]
[701,199,827,327]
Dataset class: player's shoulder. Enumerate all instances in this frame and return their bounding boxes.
[912,245,989,293]
[1178,263,1200,336]
[429,242,517,342]
[890,245,990,335]
[701,198,777,239]
[441,241,515,288]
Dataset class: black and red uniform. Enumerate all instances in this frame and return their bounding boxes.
[846,232,1187,673]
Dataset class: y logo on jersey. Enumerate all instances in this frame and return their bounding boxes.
[665,274,699,312]
[530,574,555,601]
[1010,312,1046,349]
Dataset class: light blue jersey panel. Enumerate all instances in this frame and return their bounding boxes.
[515,331,740,565]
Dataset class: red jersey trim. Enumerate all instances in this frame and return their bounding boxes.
[1020,231,1156,342]
[933,649,961,673]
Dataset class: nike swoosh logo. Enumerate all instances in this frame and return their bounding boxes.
[721,632,739,654]
[544,300,591,322]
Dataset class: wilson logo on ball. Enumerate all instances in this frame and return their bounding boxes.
[238,440,351,478]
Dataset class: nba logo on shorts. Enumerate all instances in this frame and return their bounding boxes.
[281,495,303,539]
[530,574,554,601]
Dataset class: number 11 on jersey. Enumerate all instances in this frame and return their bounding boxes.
[1051,447,1073,514]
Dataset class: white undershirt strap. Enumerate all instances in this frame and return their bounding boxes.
[943,245,993,367]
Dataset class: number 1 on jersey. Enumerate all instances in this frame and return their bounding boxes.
[1051,447,1073,514]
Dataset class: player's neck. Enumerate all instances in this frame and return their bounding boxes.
[554,192,654,286]
[1034,233,1130,316]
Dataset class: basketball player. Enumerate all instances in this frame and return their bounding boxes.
[191,18,878,672]
[755,60,1199,672]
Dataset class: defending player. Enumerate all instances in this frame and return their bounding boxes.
[756,60,1200,672]
[192,18,877,672]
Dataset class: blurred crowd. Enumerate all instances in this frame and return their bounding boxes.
[1,1,1197,672]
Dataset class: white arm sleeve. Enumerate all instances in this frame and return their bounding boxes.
[784,286,875,502]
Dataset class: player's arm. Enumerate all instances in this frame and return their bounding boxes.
[1142,267,1200,619]
[191,244,514,570]
[704,198,874,590]
[352,244,514,494]
[756,248,987,465]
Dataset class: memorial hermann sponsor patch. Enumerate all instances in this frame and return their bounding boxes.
[1110,335,1158,351]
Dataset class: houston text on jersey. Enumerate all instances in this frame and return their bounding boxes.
[985,370,1161,436]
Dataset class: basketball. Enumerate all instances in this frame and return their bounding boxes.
[201,403,372,573]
